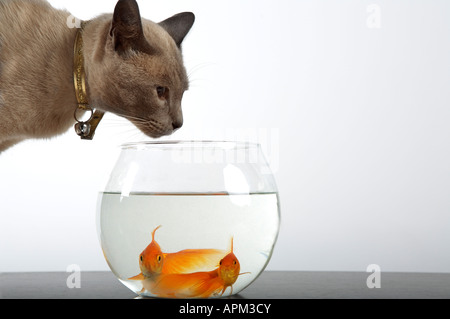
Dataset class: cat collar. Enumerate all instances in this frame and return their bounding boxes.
[73,21,105,140]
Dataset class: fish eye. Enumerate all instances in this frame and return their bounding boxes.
[140,255,143,262]
[233,260,236,265]
[219,260,223,265]
[157,255,162,263]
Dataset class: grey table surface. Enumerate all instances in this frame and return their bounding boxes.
[1,271,449,299]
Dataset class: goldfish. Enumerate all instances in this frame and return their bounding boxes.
[128,225,226,280]
[148,238,249,298]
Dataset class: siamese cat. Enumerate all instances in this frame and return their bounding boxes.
[0,0,195,152]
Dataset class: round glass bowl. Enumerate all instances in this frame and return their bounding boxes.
[97,141,280,298]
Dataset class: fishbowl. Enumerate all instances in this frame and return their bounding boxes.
[97,141,280,298]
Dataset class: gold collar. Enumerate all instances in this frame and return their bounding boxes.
[73,21,104,140]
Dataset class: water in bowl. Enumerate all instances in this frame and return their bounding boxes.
[98,192,280,298]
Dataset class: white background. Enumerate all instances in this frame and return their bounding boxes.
[1,0,449,273]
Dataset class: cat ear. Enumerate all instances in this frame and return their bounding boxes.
[110,0,153,56]
[159,12,195,48]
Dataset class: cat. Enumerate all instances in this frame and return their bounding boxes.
[0,0,195,152]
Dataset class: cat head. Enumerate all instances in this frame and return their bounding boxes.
[89,0,194,138]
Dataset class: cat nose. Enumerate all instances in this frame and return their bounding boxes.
[172,120,183,130]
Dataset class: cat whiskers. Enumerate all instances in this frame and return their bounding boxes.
[119,113,148,124]
[119,114,166,135]
[100,115,147,142]
[187,61,217,87]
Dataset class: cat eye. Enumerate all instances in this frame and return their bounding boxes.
[156,86,168,99]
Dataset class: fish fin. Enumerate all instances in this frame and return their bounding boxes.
[162,249,227,274]
[152,272,214,298]
[152,225,162,240]
[128,273,145,280]
[193,276,224,298]
[221,285,231,296]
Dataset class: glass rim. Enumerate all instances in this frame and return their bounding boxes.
[120,140,261,150]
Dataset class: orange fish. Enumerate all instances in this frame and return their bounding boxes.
[149,238,249,298]
[128,225,226,280]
